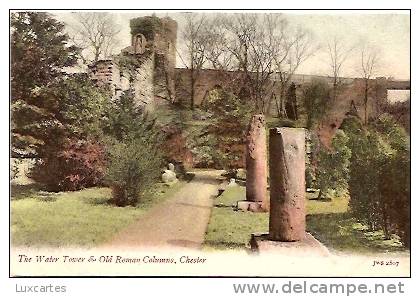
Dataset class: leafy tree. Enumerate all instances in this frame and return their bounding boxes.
[342,114,410,245]
[11,12,112,191]
[103,90,164,206]
[302,80,331,129]
[28,76,110,191]
[202,89,253,169]
[379,148,410,246]
[102,89,157,142]
[31,74,111,142]
[11,12,79,158]
[314,129,351,200]
[347,126,384,230]
[186,129,218,168]
[374,115,410,243]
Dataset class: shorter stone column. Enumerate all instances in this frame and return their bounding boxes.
[268,127,306,241]
[245,114,268,209]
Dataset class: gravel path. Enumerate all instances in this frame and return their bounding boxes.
[103,170,224,249]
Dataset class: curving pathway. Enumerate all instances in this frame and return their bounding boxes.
[103,170,223,249]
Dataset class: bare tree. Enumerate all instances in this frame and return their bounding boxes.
[179,13,208,110]
[217,13,274,112]
[70,12,120,64]
[223,14,258,74]
[211,13,292,114]
[325,35,355,101]
[246,14,289,113]
[179,13,317,117]
[203,16,235,71]
[274,25,319,118]
[358,43,380,124]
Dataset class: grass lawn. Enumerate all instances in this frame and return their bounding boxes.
[205,187,268,250]
[204,186,406,253]
[11,181,185,247]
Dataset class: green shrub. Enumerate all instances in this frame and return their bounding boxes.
[30,139,107,192]
[201,89,253,169]
[103,89,163,206]
[105,138,163,206]
[342,114,410,245]
[379,149,410,246]
[342,117,385,230]
[188,133,218,168]
[102,89,157,142]
[302,80,331,129]
[314,129,351,200]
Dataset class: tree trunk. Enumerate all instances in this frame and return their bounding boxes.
[332,81,337,102]
[280,85,288,117]
[190,69,195,110]
[364,79,369,125]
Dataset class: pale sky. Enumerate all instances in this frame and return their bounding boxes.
[54,11,410,80]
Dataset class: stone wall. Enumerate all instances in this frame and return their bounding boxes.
[174,68,409,110]
[316,78,410,147]
[89,60,120,97]
[133,53,155,112]
[153,17,177,103]
[174,68,247,107]
[89,15,410,146]
[89,16,178,111]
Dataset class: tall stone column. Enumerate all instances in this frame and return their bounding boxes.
[269,127,306,241]
[245,114,268,210]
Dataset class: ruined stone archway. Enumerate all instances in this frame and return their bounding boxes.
[132,33,147,54]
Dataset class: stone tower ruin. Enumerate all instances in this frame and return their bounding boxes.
[89,16,177,112]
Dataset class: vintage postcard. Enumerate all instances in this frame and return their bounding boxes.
[9,9,410,278]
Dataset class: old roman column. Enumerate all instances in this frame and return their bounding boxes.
[268,127,306,241]
[245,114,268,210]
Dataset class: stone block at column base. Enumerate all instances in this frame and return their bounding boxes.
[237,201,265,212]
[250,232,330,257]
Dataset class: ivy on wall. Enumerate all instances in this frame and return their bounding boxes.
[130,16,163,40]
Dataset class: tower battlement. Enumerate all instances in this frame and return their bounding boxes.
[89,16,178,112]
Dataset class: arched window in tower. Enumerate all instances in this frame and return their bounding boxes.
[133,33,147,54]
